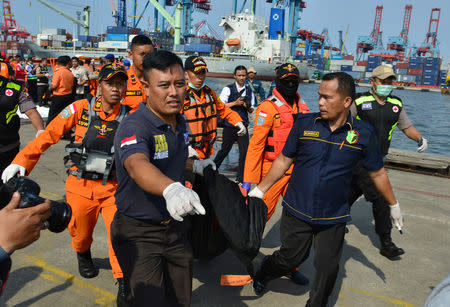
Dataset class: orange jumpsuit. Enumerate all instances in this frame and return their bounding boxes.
[122,66,146,111]
[243,88,309,220]
[11,98,124,278]
[181,85,242,160]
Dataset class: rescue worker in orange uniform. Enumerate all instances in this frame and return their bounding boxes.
[0,52,14,79]
[2,64,130,303]
[122,35,154,111]
[242,63,310,285]
[182,56,245,161]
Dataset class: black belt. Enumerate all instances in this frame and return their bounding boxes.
[118,212,173,226]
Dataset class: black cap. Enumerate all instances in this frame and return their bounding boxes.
[184,56,207,72]
[277,63,300,79]
[98,63,128,82]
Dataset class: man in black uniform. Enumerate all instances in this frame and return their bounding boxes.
[350,65,428,259]
[36,58,50,106]
[0,74,44,177]
[111,50,213,306]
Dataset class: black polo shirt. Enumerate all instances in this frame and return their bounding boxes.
[114,102,189,222]
[281,112,384,225]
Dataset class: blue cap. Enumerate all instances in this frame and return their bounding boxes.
[105,53,115,60]
[123,59,131,66]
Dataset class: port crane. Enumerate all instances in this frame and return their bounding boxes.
[356,5,383,60]
[386,4,412,61]
[1,0,30,41]
[416,8,440,57]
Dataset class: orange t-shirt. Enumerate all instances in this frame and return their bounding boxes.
[51,65,74,95]
[122,66,146,111]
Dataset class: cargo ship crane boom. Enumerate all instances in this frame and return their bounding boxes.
[417,8,440,57]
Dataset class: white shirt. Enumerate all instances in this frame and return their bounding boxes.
[220,82,255,106]
[70,66,89,95]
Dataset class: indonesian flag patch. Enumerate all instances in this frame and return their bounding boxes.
[121,135,137,148]
[258,111,268,118]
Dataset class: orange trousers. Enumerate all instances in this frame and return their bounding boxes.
[66,191,122,279]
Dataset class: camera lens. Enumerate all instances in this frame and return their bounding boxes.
[47,201,72,233]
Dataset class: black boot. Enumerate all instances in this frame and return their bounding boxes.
[288,268,309,285]
[116,278,130,307]
[379,234,405,259]
[77,249,99,278]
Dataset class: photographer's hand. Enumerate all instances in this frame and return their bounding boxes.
[0,192,51,254]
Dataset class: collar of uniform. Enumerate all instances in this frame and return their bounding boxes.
[138,102,184,131]
[272,87,300,107]
[314,113,354,130]
[92,97,121,119]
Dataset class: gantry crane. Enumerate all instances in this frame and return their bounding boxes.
[1,0,30,41]
[356,5,383,60]
[416,8,440,57]
[387,4,412,61]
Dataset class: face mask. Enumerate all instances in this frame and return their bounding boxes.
[375,85,393,97]
[188,82,204,91]
[275,78,299,98]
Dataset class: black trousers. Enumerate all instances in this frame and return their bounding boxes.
[348,163,391,237]
[26,79,38,103]
[0,146,20,179]
[46,94,73,126]
[257,208,346,307]
[37,84,49,106]
[213,125,249,182]
[111,212,193,307]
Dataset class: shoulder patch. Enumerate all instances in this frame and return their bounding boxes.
[303,130,319,137]
[153,134,169,159]
[257,116,265,126]
[346,130,359,144]
[59,103,77,119]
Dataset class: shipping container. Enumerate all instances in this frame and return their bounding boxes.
[92,42,98,48]
[396,62,409,69]
[422,69,439,76]
[409,57,424,64]
[415,75,422,84]
[408,62,423,69]
[356,61,367,66]
[98,40,128,49]
[42,28,66,35]
[346,71,363,79]
[408,69,423,75]
[396,68,408,75]
[66,42,73,47]
[106,33,128,41]
[78,35,92,42]
[366,67,374,73]
[421,80,438,86]
[397,75,416,83]
[340,65,353,72]
[330,54,344,60]
[329,59,353,66]
[184,43,214,53]
[424,57,441,65]
[422,75,438,82]
[364,72,373,78]
[440,70,448,77]
[343,55,354,60]
[352,65,365,72]
[329,64,341,71]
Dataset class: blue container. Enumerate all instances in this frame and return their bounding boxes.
[107,26,128,34]
[366,66,374,72]
[66,42,73,47]
[331,54,344,60]
[106,33,128,41]
[424,62,440,70]
[415,75,422,84]
[340,65,353,72]
[439,70,448,77]
[422,80,438,86]
[184,43,213,53]
[92,42,98,48]
[78,35,91,42]
[424,57,441,65]
[408,62,423,69]
[409,57,424,64]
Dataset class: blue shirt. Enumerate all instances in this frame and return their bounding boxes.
[114,103,189,222]
[245,79,266,104]
[281,112,384,225]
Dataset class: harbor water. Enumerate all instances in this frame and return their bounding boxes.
[207,78,450,157]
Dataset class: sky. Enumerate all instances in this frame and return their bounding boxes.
[10,0,450,63]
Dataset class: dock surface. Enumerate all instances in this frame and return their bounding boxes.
[0,123,449,307]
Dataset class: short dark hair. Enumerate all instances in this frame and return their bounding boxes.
[71,56,78,61]
[234,65,247,75]
[57,56,71,66]
[322,72,355,101]
[131,35,153,51]
[142,50,183,81]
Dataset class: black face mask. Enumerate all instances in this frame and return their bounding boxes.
[275,77,299,98]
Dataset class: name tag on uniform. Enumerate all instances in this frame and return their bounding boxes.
[362,102,372,110]
[126,90,142,96]
[303,130,319,137]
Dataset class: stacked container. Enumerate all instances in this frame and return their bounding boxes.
[439,70,448,86]
[422,57,441,86]
[366,55,382,73]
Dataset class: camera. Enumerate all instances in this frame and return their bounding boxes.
[0,177,72,233]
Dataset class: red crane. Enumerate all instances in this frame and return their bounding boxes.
[400,5,412,45]
[1,0,30,41]
[417,8,440,57]
[356,5,383,59]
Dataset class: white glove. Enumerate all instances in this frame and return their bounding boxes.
[390,202,403,231]
[417,137,428,153]
[193,158,216,176]
[45,73,50,77]
[163,182,206,222]
[235,122,247,136]
[35,130,45,138]
[248,186,264,199]
[188,146,199,158]
[1,164,26,183]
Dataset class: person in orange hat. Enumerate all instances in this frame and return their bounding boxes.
[122,35,154,111]
[2,63,131,304]
[0,52,14,79]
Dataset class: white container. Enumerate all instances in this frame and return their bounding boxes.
[352,65,366,72]
[329,64,341,71]
[98,41,128,49]
[365,72,373,78]
[330,59,354,66]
